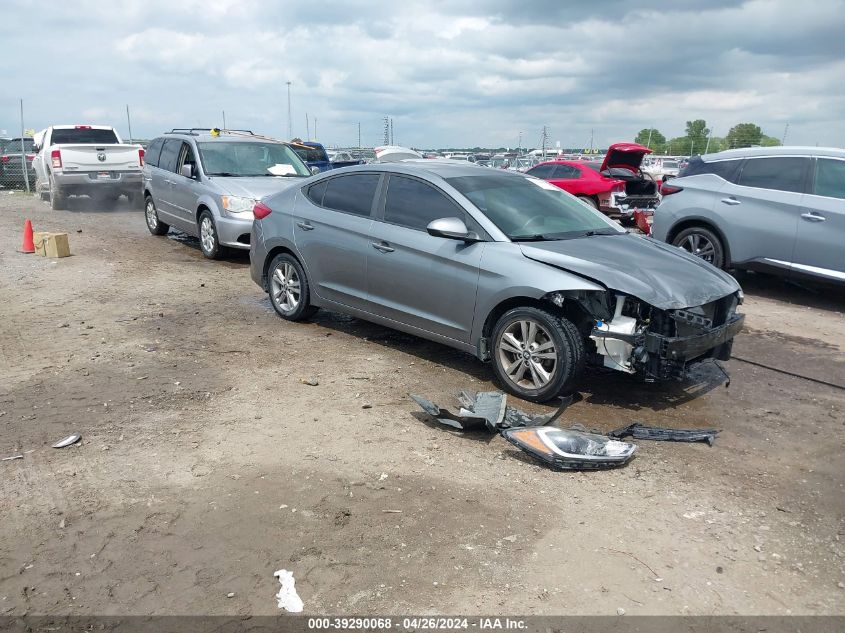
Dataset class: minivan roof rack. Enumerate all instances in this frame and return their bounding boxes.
[168,128,255,135]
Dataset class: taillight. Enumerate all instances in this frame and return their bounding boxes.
[0,156,9,163]
[26,155,34,161]
[612,183,625,193]
[660,184,683,196]
[139,148,145,167]
[51,149,62,169]
[253,202,272,220]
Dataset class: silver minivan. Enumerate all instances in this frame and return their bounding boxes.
[142,129,311,258]
[652,146,845,284]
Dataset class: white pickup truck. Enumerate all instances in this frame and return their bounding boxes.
[32,125,144,209]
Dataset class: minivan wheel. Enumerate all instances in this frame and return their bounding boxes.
[490,307,584,403]
[198,210,225,259]
[145,196,169,236]
[672,226,725,269]
[268,253,318,321]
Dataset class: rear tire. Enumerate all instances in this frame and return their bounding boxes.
[49,176,65,210]
[672,225,725,269]
[267,253,318,321]
[577,195,598,209]
[490,306,584,403]
[145,195,169,236]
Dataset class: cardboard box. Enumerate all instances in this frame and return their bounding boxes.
[33,232,71,258]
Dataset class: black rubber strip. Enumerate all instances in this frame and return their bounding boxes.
[732,355,845,391]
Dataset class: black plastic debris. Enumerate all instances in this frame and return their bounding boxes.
[502,426,637,470]
[410,391,578,432]
[608,423,719,446]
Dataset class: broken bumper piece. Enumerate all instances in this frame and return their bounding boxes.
[645,313,745,361]
[502,427,636,470]
[609,422,719,446]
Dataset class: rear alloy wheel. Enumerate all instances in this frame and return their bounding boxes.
[198,210,225,259]
[268,253,317,321]
[49,176,65,210]
[145,196,169,236]
[672,226,725,269]
[577,195,598,209]
[491,307,584,403]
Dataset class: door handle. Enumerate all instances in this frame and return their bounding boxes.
[801,212,826,222]
[296,221,315,231]
[371,241,394,253]
[720,197,741,205]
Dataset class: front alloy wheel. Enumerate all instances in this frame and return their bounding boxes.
[198,211,224,259]
[490,306,583,403]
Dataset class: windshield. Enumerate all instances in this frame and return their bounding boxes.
[51,128,119,144]
[293,146,328,163]
[447,174,624,240]
[198,141,310,177]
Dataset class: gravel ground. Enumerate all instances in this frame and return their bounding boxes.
[0,191,843,616]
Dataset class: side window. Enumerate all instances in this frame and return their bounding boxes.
[384,175,465,231]
[177,142,197,176]
[813,158,845,200]
[527,164,555,179]
[322,174,380,216]
[145,138,164,167]
[158,139,182,173]
[682,157,742,182]
[737,157,808,193]
[552,165,579,179]
[306,180,327,206]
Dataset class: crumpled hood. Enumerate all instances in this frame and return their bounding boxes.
[520,234,741,310]
[212,176,306,200]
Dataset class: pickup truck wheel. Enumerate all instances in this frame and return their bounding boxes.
[672,226,725,269]
[268,253,318,321]
[198,210,226,259]
[145,196,169,236]
[49,176,66,210]
[491,307,584,403]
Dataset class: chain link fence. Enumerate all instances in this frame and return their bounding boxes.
[0,134,36,193]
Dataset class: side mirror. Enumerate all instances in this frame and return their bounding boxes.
[310,166,321,175]
[426,217,479,242]
[31,145,40,154]
[181,163,195,179]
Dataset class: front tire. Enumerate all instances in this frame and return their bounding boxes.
[490,307,584,403]
[145,196,169,236]
[198,210,225,259]
[672,225,725,269]
[267,253,318,321]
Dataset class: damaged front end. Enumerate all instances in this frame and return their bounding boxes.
[587,292,745,381]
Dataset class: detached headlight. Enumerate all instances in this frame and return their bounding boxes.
[502,426,636,470]
[221,195,257,216]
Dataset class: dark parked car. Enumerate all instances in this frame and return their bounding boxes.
[249,162,744,402]
[0,137,36,188]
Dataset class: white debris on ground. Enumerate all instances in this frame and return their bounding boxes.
[274,569,304,613]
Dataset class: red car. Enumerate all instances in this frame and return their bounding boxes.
[526,143,660,218]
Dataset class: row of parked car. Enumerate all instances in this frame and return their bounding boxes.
[32,123,843,402]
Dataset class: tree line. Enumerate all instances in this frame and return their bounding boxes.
[634,120,782,155]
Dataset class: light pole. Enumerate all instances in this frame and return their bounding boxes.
[286,81,292,139]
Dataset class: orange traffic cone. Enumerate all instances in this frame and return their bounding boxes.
[19,219,35,253]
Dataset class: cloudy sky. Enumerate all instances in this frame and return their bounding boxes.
[1,0,843,149]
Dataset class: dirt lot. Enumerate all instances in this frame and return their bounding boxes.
[1,191,843,616]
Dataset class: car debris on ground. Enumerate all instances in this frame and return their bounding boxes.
[52,433,82,448]
[608,422,719,446]
[410,391,636,470]
[274,569,304,613]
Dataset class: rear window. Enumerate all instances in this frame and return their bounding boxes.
[526,164,555,179]
[321,174,380,216]
[737,157,808,193]
[293,146,328,163]
[0,138,34,154]
[813,158,845,200]
[50,128,119,145]
[680,156,742,182]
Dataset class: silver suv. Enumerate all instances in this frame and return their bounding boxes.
[652,146,845,284]
[142,129,311,258]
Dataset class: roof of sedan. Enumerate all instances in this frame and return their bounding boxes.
[333,160,528,179]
